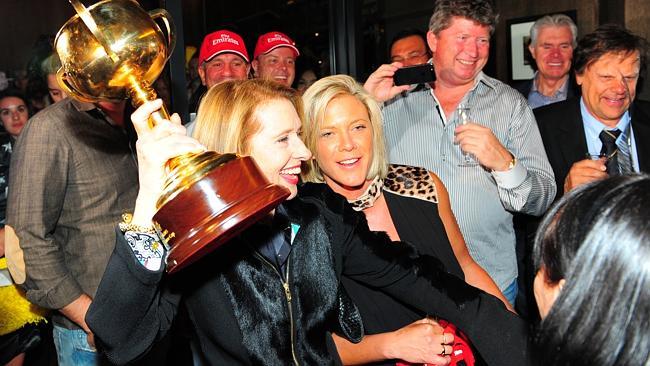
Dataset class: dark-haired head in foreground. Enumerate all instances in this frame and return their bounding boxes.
[533,174,650,365]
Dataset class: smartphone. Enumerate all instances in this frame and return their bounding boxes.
[393,64,436,86]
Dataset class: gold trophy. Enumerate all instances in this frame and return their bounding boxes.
[55,0,289,273]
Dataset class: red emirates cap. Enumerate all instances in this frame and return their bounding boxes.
[253,31,300,59]
[198,30,249,65]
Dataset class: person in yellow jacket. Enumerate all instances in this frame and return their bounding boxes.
[0,255,48,365]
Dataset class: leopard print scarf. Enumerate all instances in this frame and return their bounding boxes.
[347,165,438,211]
[346,175,382,211]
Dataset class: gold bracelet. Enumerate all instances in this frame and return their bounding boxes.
[118,213,156,234]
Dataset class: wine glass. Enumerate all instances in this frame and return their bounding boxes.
[585,153,609,162]
[585,152,615,175]
[457,104,479,167]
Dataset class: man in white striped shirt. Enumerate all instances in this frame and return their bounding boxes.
[364,0,556,307]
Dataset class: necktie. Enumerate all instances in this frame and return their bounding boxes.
[599,129,621,175]
[616,128,633,174]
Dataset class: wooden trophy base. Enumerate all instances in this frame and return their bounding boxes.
[153,156,290,273]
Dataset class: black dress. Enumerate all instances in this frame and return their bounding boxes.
[342,190,465,332]
[341,165,472,365]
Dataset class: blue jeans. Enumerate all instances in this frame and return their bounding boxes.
[502,278,518,307]
[53,325,108,366]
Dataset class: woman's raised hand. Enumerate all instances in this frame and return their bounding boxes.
[131,99,206,227]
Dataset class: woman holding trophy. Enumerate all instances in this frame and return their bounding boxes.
[86,79,530,366]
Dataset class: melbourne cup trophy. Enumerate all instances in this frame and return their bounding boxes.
[54,0,290,273]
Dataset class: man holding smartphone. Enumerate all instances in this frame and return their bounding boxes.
[364,0,556,308]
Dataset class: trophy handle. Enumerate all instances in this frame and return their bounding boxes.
[149,9,176,60]
[69,0,119,62]
[56,67,96,103]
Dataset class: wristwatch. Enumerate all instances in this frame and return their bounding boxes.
[505,156,517,170]
[493,155,516,172]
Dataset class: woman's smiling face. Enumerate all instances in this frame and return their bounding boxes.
[248,99,311,199]
[316,94,374,198]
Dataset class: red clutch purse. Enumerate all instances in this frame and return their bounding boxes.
[395,319,475,366]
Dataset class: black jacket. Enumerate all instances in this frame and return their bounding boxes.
[87,183,530,366]
[535,97,650,201]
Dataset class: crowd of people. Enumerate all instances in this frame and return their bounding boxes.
[1,0,649,365]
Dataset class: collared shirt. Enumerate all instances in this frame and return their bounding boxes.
[227,204,299,276]
[256,205,294,275]
[382,72,556,290]
[580,98,640,171]
[6,98,139,330]
[527,72,570,109]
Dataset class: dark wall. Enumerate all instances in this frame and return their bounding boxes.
[0,1,75,73]
[625,0,650,100]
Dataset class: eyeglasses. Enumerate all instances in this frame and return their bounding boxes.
[391,51,429,64]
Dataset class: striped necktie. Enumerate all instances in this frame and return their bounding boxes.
[616,128,634,174]
[599,129,621,175]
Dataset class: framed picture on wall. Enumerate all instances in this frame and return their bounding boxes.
[506,10,577,82]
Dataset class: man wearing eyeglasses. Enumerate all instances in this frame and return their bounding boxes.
[389,29,431,67]
[535,25,650,201]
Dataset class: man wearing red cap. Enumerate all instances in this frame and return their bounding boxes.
[188,29,251,123]
[252,31,300,87]
[197,29,250,88]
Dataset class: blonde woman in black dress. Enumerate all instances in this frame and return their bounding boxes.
[302,75,511,365]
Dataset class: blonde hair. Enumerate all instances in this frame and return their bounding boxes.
[193,79,304,154]
[301,74,387,183]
